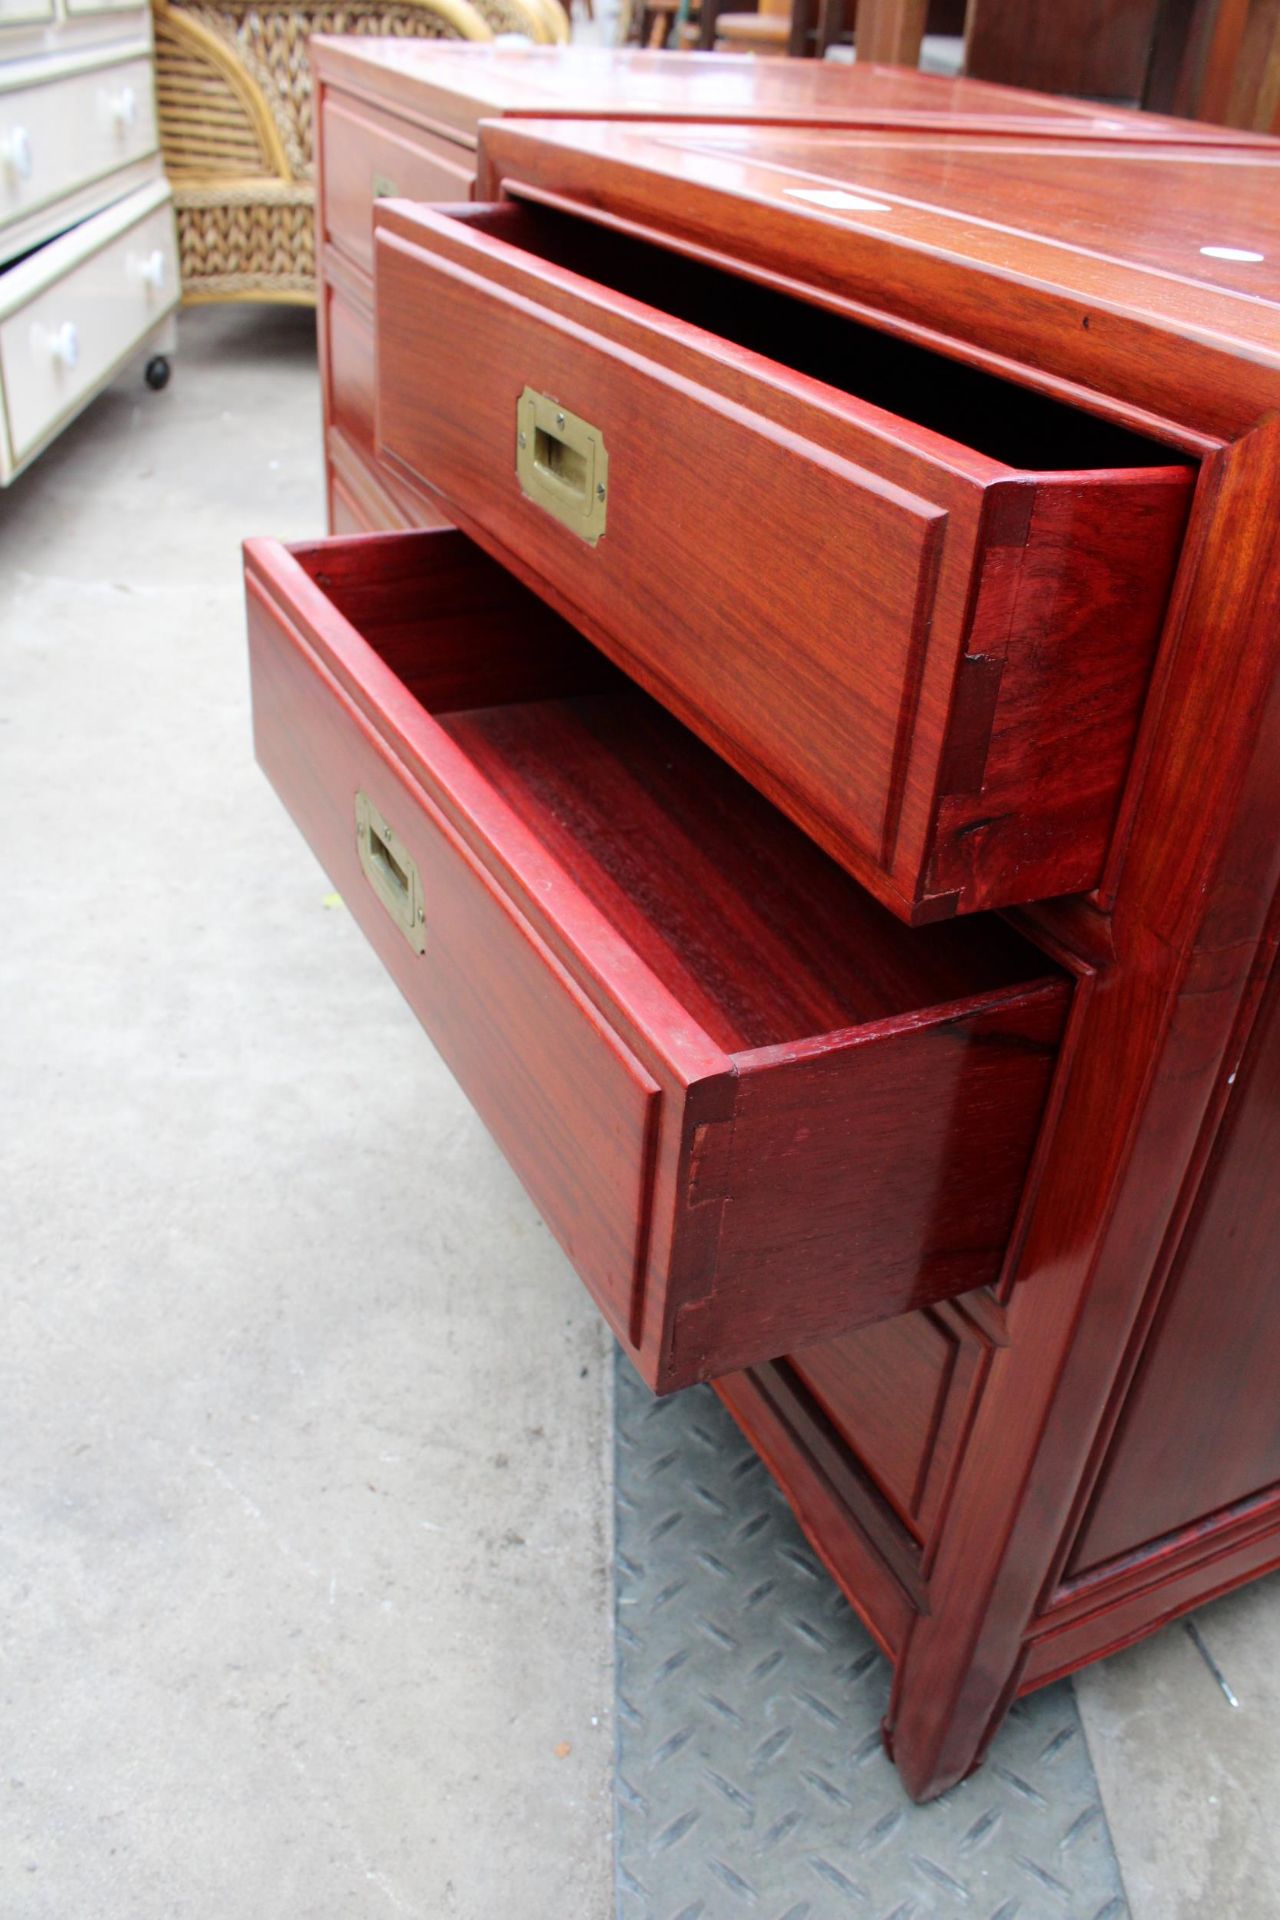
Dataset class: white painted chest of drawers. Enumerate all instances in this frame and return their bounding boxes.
[0,0,176,481]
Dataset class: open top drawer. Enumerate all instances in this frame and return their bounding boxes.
[246,527,1070,1393]
[372,198,1193,926]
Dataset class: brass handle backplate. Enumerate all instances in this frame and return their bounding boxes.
[515,387,608,544]
[355,790,425,954]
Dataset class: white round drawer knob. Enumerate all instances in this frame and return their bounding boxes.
[130,248,166,293]
[109,86,137,131]
[49,322,79,370]
[2,126,33,181]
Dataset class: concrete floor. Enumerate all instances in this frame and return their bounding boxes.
[3,301,1280,1919]
[0,305,612,1920]
[1077,1574,1280,1919]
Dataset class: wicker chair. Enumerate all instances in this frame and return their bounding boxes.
[152,0,560,304]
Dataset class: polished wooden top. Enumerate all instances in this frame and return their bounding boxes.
[309,41,1280,147]
[478,120,1280,436]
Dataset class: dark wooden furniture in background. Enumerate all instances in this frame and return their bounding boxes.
[311,42,1276,536]
[891,0,1280,133]
[1144,0,1280,131]
[963,0,1164,100]
[261,50,1280,1801]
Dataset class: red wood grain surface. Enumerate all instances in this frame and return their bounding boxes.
[474,122,1280,440]
[325,275,378,468]
[300,83,1280,1801]
[248,555,662,1330]
[660,985,1067,1386]
[310,40,1280,145]
[310,44,1273,540]
[245,525,1067,1392]
[441,116,1280,1799]
[1069,948,1280,1571]
[373,199,1190,924]
[322,92,474,280]
[884,419,1280,1799]
[964,0,1161,100]
[787,1303,990,1543]
[328,425,450,536]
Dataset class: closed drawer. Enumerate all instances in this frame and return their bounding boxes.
[0,54,156,237]
[373,199,1194,927]
[321,92,473,279]
[326,420,453,535]
[0,186,176,468]
[0,0,54,26]
[245,526,1070,1393]
[326,277,377,461]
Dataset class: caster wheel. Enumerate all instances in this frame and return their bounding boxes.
[144,354,171,391]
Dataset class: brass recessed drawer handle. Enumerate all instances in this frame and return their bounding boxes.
[516,387,608,544]
[355,790,425,953]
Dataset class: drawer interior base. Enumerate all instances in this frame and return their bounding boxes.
[440,692,1049,1056]
[314,531,1059,1061]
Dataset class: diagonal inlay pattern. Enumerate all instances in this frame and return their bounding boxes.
[614,1354,1128,1920]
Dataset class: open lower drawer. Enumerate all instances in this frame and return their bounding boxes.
[372,197,1195,926]
[245,527,1070,1393]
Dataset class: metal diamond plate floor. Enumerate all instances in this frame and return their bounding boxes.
[614,1354,1129,1920]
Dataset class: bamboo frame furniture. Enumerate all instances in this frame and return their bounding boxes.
[152,0,561,305]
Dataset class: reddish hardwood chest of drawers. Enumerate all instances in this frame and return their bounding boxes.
[310,41,1266,542]
[254,53,1280,1802]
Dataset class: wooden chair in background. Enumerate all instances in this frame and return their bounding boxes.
[714,0,792,54]
[698,0,961,67]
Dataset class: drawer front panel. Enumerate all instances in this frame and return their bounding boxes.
[328,472,368,536]
[662,989,1069,1386]
[0,194,176,463]
[0,55,156,236]
[327,280,377,463]
[0,0,55,24]
[326,421,454,536]
[244,529,1070,1393]
[247,569,661,1330]
[322,94,473,279]
[376,230,947,888]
